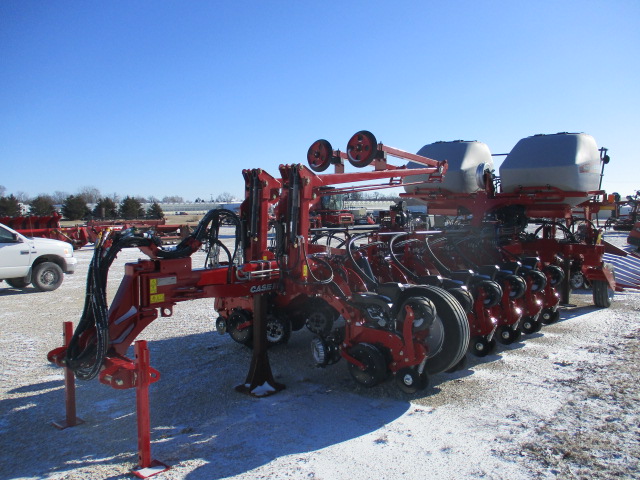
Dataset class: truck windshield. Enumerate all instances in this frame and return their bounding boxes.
[320,194,344,210]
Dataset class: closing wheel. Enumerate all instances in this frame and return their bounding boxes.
[540,307,559,324]
[544,265,565,286]
[32,262,63,291]
[447,287,474,313]
[520,316,542,334]
[524,269,547,292]
[307,139,333,172]
[266,314,291,346]
[504,274,527,299]
[471,336,496,357]
[397,286,470,375]
[346,130,378,168]
[395,367,429,394]
[397,296,437,332]
[347,343,387,387]
[474,280,503,308]
[228,310,253,346]
[496,325,520,345]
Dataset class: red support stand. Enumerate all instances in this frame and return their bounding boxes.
[52,321,85,429]
[131,340,169,479]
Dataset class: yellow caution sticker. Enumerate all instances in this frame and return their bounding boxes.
[150,293,165,304]
[302,264,308,278]
[150,278,157,294]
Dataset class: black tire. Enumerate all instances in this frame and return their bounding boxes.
[473,280,503,308]
[346,130,378,168]
[447,287,474,313]
[228,310,253,346]
[397,286,470,375]
[471,336,495,357]
[396,296,436,332]
[395,367,429,394]
[540,307,559,324]
[524,269,547,292]
[444,354,467,373]
[5,277,30,288]
[496,325,520,345]
[265,314,291,346]
[593,280,614,308]
[544,265,565,286]
[307,139,333,172]
[347,343,387,387]
[31,262,63,292]
[503,274,527,299]
[305,300,339,336]
[520,316,542,335]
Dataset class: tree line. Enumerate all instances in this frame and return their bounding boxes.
[0,193,164,221]
[0,185,244,221]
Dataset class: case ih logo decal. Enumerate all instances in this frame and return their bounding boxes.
[250,283,277,293]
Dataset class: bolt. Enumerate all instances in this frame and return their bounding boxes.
[115,379,124,386]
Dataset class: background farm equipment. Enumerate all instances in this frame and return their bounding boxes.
[0,213,90,250]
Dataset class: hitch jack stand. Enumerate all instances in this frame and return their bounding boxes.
[236,293,285,397]
[132,340,169,478]
[52,321,84,430]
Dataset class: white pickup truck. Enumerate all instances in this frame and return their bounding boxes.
[0,222,77,291]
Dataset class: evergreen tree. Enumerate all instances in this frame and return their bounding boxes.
[92,197,118,219]
[61,195,90,220]
[29,195,55,216]
[119,196,145,220]
[146,202,164,219]
[0,194,21,216]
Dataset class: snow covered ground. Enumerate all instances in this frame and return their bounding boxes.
[0,231,638,480]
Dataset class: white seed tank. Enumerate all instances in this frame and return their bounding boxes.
[499,133,601,197]
[405,140,493,194]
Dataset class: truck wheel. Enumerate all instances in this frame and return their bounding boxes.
[32,262,63,291]
[5,277,30,288]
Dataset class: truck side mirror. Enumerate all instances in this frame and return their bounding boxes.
[11,233,22,243]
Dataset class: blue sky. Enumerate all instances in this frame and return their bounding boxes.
[1,1,638,201]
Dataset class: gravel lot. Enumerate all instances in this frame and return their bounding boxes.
[0,231,639,480]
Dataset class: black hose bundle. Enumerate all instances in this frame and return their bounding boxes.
[66,208,243,380]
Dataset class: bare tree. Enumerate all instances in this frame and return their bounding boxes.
[215,192,235,203]
[51,191,70,204]
[78,186,101,203]
[147,195,159,203]
[13,191,30,203]
[0,185,6,196]
[162,195,184,203]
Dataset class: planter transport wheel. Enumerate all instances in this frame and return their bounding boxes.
[346,130,378,168]
[307,139,333,172]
